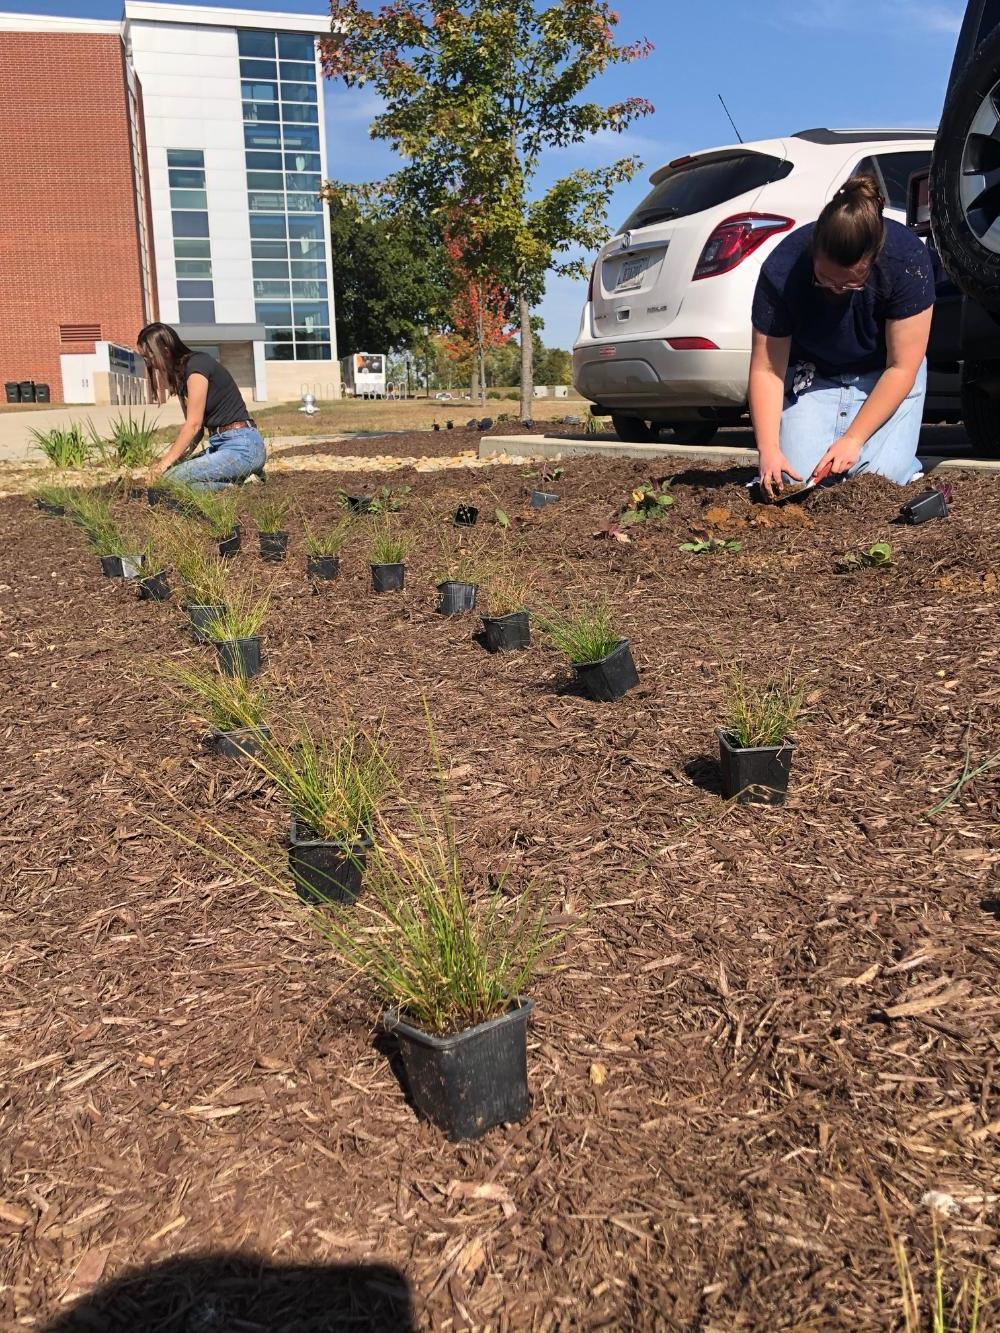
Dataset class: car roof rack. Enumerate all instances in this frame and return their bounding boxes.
[793,127,936,144]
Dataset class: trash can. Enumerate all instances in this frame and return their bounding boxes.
[19,381,35,403]
[5,383,19,404]
[34,384,50,403]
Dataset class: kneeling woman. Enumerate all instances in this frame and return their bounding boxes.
[138,323,266,490]
[750,175,935,495]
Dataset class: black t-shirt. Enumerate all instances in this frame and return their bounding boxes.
[182,352,250,430]
[751,219,935,377]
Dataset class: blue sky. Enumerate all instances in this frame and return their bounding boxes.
[14,0,964,347]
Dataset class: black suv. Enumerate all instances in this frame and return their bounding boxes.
[926,0,1000,450]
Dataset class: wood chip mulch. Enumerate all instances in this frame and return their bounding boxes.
[2,457,999,1331]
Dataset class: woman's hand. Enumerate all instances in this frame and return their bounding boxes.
[812,435,862,482]
[758,449,803,498]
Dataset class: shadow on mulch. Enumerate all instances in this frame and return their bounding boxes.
[684,754,724,797]
[980,897,1000,921]
[373,1030,417,1117]
[43,1253,415,1333]
[664,464,758,492]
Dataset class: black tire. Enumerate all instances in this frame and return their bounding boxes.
[931,24,1000,311]
[960,360,1000,454]
[611,414,657,443]
[669,423,719,446]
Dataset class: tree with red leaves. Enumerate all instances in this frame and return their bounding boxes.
[322,0,653,420]
[443,222,515,403]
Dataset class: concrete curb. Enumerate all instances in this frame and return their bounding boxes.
[479,434,1000,474]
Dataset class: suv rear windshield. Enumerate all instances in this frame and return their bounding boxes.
[620,152,792,232]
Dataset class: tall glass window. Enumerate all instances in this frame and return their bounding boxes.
[239,29,330,360]
[168,150,215,323]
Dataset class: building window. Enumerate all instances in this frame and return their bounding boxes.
[239,28,330,360]
[168,149,215,324]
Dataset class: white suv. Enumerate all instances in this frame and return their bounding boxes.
[572,128,935,444]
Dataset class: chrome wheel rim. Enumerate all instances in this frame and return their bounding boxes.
[961,87,1000,253]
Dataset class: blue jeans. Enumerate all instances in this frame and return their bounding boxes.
[778,359,927,485]
[166,426,267,492]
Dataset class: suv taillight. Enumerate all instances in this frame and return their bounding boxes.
[693,213,794,280]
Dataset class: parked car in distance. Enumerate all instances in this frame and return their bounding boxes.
[572,128,936,445]
[927,0,1000,452]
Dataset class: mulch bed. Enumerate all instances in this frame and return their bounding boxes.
[2,459,999,1331]
[275,421,581,463]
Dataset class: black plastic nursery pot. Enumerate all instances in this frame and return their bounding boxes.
[205,724,271,760]
[215,635,262,678]
[574,639,639,703]
[306,554,340,580]
[371,562,405,592]
[454,504,479,526]
[218,526,241,559]
[187,603,227,642]
[530,490,560,509]
[138,570,171,601]
[35,499,64,516]
[386,998,534,1142]
[437,580,478,616]
[100,554,143,580]
[717,729,794,806]
[344,495,373,514]
[288,815,372,905]
[900,489,948,525]
[259,530,289,563]
[482,611,530,653]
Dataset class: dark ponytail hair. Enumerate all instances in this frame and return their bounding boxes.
[813,175,886,268]
[137,322,195,404]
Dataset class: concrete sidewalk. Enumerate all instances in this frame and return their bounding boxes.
[0,402,184,463]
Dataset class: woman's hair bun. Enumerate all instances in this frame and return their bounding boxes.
[836,174,886,212]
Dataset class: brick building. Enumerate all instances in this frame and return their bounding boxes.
[0,15,154,404]
[0,3,340,406]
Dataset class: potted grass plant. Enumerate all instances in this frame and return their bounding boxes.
[317,809,551,1141]
[481,566,532,652]
[248,728,394,905]
[303,514,351,580]
[370,522,410,593]
[202,584,269,678]
[32,482,74,516]
[64,490,116,542]
[254,496,291,562]
[90,521,147,579]
[196,491,241,558]
[435,543,483,616]
[154,516,231,639]
[137,566,172,601]
[170,663,270,759]
[541,602,639,702]
[718,665,804,806]
[454,504,479,526]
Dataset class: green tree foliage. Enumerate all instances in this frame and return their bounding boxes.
[322,0,653,418]
[323,182,450,356]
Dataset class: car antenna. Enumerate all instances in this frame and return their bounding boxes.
[718,93,744,144]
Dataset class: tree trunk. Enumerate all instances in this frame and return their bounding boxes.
[518,290,533,421]
[471,362,478,404]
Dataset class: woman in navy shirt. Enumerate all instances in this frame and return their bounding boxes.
[750,175,935,495]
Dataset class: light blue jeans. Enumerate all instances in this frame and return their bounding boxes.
[778,359,926,485]
[166,425,267,492]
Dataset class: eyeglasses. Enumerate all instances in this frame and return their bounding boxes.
[813,268,871,294]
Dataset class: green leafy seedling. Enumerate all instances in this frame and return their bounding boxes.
[679,537,741,555]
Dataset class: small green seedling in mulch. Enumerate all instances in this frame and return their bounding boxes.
[169,663,268,734]
[679,537,741,555]
[194,491,241,539]
[622,479,674,527]
[252,496,291,534]
[724,664,804,749]
[370,522,411,566]
[30,424,90,468]
[539,601,621,665]
[302,514,353,557]
[494,507,510,528]
[835,541,894,573]
[201,583,270,643]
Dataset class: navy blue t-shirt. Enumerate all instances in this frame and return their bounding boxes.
[751,219,935,377]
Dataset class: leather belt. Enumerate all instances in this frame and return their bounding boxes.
[213,418,256,434]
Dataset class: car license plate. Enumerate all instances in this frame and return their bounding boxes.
[616,256,649,291]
